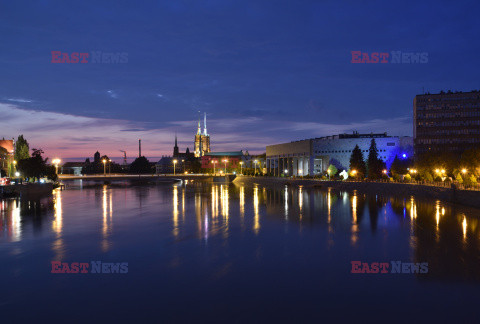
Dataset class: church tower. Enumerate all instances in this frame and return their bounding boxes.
[194,114,202,157]
[201,112,211,155]
[194,112,211,157]
[173,133,179,157]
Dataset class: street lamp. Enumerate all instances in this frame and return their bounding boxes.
[52,158,61,174]
[102,159,107,176]
[109,159,112,175]
[284,169,288,176]
[351,169,357,178]
[254,159,258,176]
[240,161,244,175]
[182,159,185,172]
[12,160,17,177]
[462,168,467,174]
[173,159,178,175]
[223,159,228,174]
[327,169,331,180]
[211,160,217,175]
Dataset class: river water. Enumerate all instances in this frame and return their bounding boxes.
[1,180,479,322]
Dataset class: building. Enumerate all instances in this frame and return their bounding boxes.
[194,113,211,157]
[266,132,413,176]
[0,139,15,175]
[414,90,480,157]
[173,134,194,161]
[61,162,85,175]
[201,151,243,172]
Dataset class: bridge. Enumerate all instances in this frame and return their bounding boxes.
[58,173,236,183]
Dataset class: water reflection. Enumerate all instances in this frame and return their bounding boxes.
[2,182,480,282]
[101,185,113,252]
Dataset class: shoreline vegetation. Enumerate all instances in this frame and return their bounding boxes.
[233,176,480,209]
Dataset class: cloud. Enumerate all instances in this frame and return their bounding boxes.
[107,90,118,99]
[7,98,33,103]
[0,103,412,162]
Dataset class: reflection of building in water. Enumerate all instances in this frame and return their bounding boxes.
[392,197,480,281]
[0,199,21,242]
[253,185,260,234]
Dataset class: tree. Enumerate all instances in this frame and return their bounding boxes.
[327,164,338,179]
[130,156,151,174]
[15,135,30,161]
[367,139,383,179]
[16,148,55,181]
[349,145,366,178]
[390,155,409,176]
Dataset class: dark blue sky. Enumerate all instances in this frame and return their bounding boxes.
[1,0,479,159]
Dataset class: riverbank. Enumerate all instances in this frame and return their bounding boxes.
[233,176,480,209]
[0,183,54,199]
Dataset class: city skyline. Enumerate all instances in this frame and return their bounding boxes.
[1,1,479,159]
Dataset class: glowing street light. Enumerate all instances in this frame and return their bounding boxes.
[109,159,112,175]
[383,169,387,175]
[211,160,218,175]
[173,159,178,175]
[351,169,357,177]
[223,159,228,174]
[240,161,244,175]
[462,168,467,174]
[52,158,61,174]
[254,159,258,176]
[102,159,107,176]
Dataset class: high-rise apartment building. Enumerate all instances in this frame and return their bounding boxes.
[414,90,480,156]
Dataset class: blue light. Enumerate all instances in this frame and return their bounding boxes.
[402,154,407,159]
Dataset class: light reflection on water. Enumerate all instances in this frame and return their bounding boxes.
[1,180,480,321]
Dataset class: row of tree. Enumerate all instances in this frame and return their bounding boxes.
[349,139,386,179]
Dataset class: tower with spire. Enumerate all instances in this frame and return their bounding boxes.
[194,112,211,157]
[173,133,179,157]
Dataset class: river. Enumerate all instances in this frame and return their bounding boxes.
[1,180,479,322]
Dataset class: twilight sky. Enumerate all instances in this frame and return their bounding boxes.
[1,0,479,162]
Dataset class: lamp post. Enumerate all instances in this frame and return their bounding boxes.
[211,160,217,175]
[351,169,357,179]
[102,159,106,176]
[109,159,112,175]
[13,160,17,177]
[223,159,228,174]
[182,159,185,173]
[173,159,177,175]
[254,159,258,176]
[462,168,467,175]
[284,169,288,177]
[240,161,244,175]
[327,169,331,180]
[52,159,61,175]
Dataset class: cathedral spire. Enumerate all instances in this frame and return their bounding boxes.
[203,112,207,135]
[197,112,201,135]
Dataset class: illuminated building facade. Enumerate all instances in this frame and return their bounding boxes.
[266,132,413,176]
[414,90,480,156]
[194,112,211,157]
